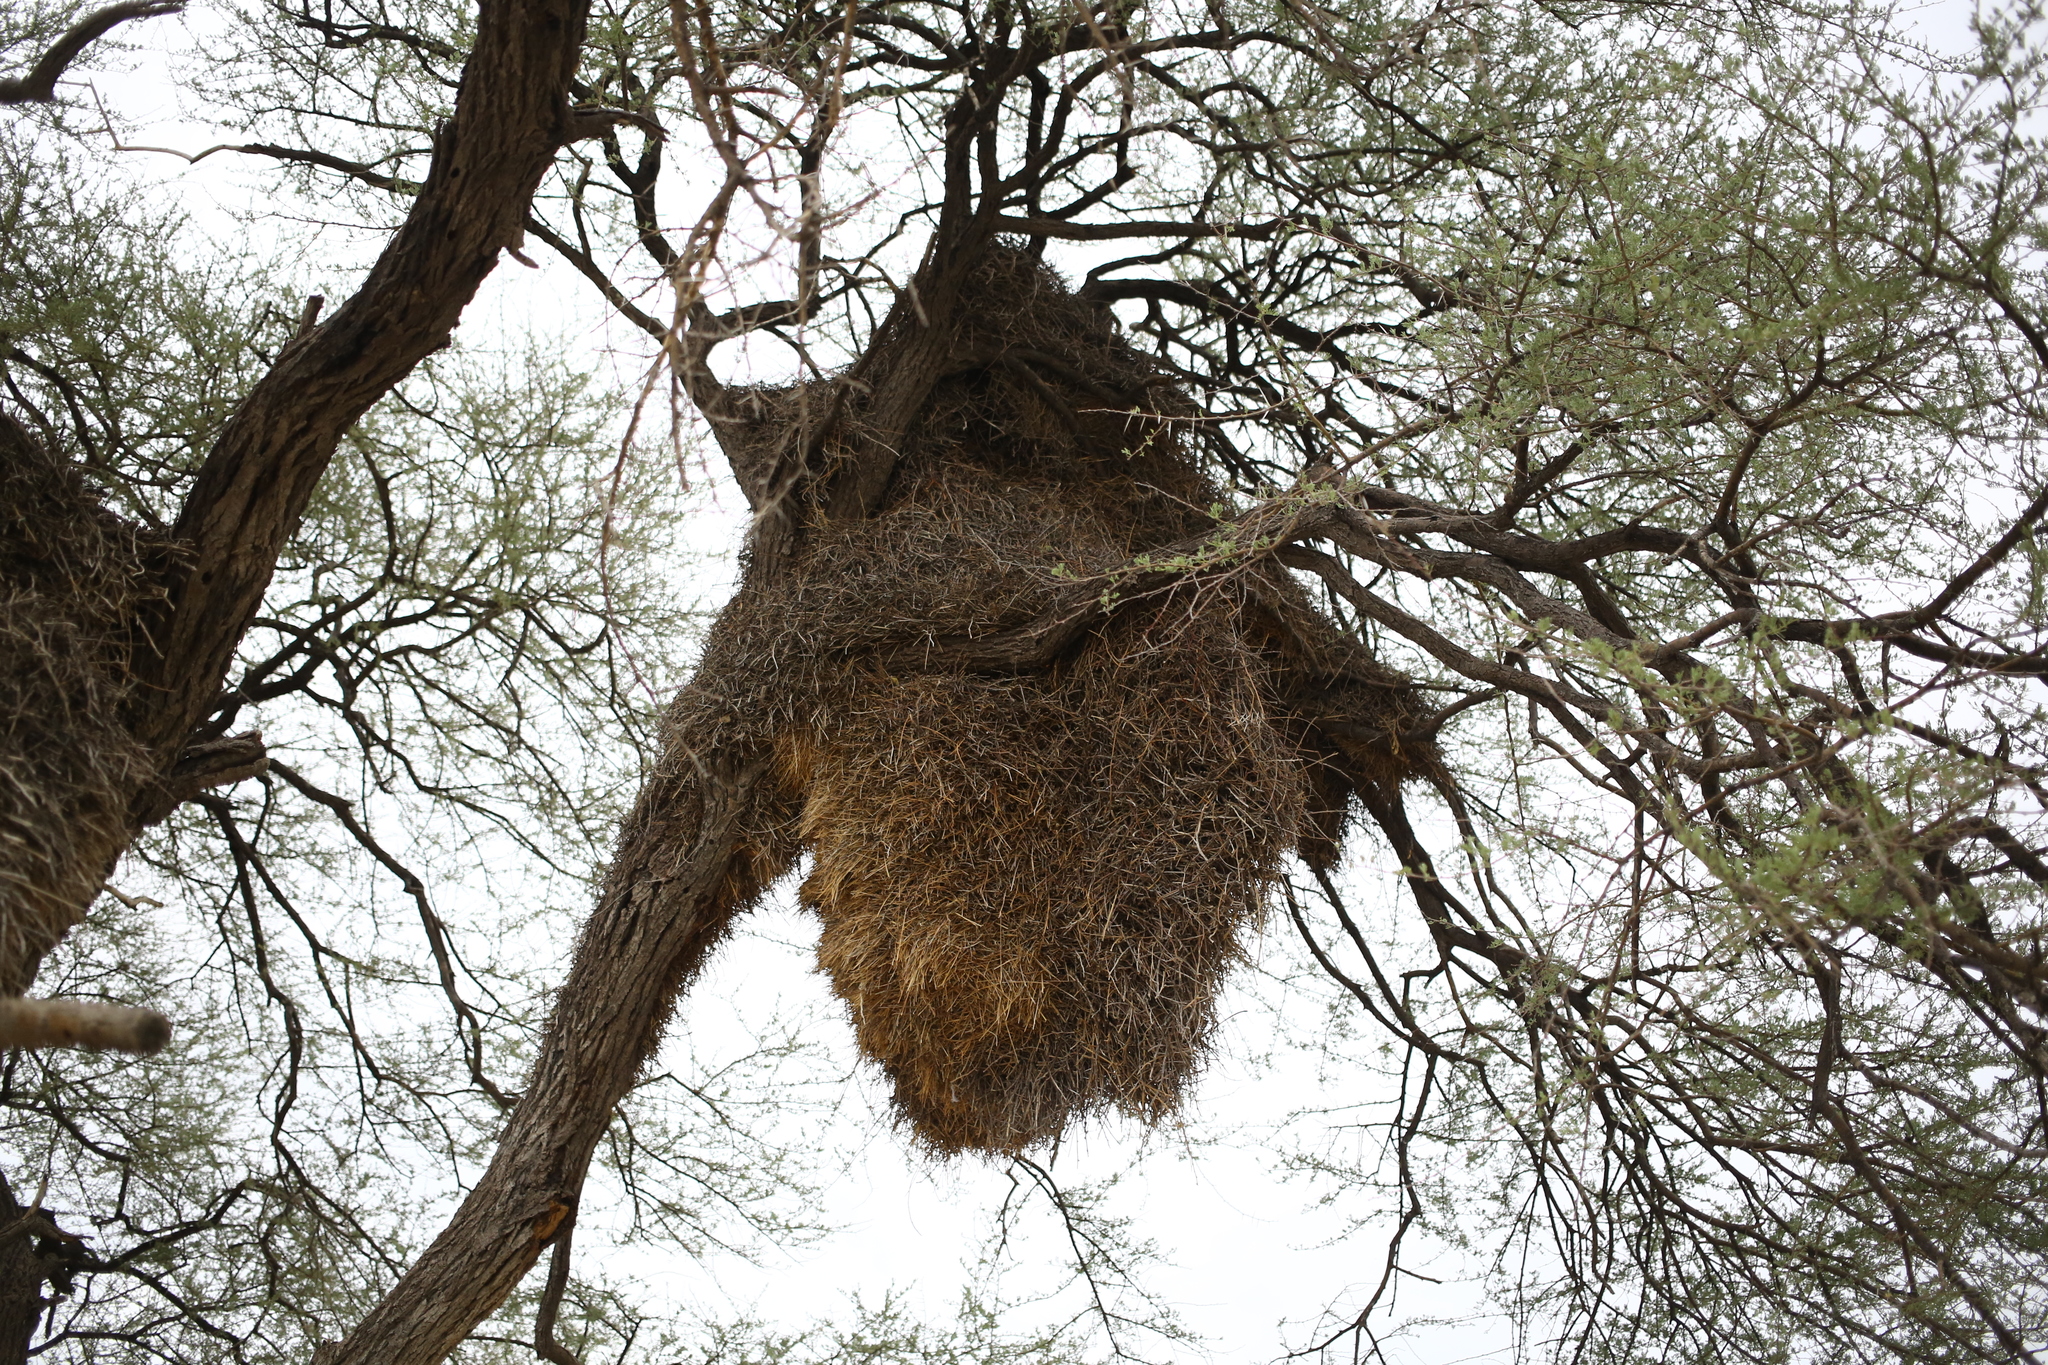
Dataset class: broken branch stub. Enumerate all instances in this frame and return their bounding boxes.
[0,997,169,1054]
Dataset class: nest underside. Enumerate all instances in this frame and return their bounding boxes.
[661,252,1426,1154]
[788,599,1304,1152]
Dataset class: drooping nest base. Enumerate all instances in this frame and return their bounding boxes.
[789,605,1303,1152]
[675,250,1425,1153]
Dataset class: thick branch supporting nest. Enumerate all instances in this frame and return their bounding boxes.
[320,711,790,1365]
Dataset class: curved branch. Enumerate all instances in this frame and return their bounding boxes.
[0,0,182,104]
[128,0,592,762]
[0,0,601,1002]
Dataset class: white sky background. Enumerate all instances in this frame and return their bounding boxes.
[31,0,2002,1360]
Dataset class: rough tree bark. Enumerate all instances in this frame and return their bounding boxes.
[0,1180,45,1362]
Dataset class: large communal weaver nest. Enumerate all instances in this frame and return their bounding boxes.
[676,251,1427,1154]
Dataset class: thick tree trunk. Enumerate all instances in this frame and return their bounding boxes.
[319,730,789,1365]
[0,1176,63,1365]
[0,1240,38,1365]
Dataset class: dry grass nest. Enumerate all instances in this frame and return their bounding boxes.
[0,413,160,993]
[673,250,1431,1154]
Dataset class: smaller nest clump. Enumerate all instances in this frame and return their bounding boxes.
[671,249,1428,1153]
[0,415,159,992]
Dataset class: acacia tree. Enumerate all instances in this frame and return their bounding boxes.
[4,0,2048,1362]
[254,0,2045,1359]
